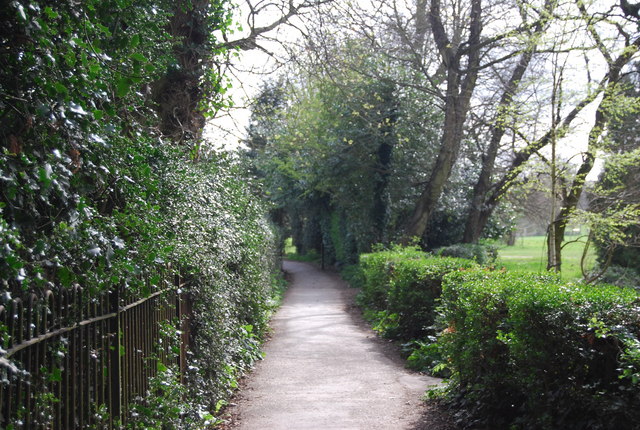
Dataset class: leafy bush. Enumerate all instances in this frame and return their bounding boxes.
[439,270,640,429]
[340,264,366,289]
[357,245,477,341]
[163,154,281,409]
[385,256,478,340]
[434,242,498,266]
[0,0,280,425]
[598,264,640,289]
[357,245,428,311]
[404,339,450,377]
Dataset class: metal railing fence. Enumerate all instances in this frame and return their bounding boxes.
[0,268,190,428]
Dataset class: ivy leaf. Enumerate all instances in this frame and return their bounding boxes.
[116,77,133,98]
[15,3,27,21]
[69,102,88,116]
[48,367,62,382]
[43,6,58,19]
[54,82,69,95]
[130,53,147,63]
[39,164,53,187]
[58,267,72,287]
[89,63,101,75]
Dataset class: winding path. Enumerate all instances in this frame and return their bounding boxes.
[226,260,440,429]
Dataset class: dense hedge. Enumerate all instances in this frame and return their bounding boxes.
[440,270,640,429]
[163,154,281,423]
[356,246,477,340]
[350,248,640,428]
[0,0,280,426]
[434,243,498,266]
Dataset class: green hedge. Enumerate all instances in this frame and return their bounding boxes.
[358,245,433,311]
[358,246,477,340]
[440,270,640,429]
[434,242,498,266]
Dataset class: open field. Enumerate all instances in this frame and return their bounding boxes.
[495,235,597,281]
[286,236,597,281]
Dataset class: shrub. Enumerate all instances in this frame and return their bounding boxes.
[164,155,281,408]
[385,256,477,340]
[404,339,450,377]
[340,264,366,289]
[356,245,477,341]
[439,270,640,429]
[434,242,498,266]
[357,245,429,311]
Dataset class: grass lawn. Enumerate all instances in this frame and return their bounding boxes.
[283,237,320,262]
[284,236,597,281]
[495,235,597,281]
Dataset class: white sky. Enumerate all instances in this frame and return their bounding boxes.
[205,3,303,149]
[205,0,631,182]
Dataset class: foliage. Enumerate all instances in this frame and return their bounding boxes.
[125,322,218,429]
[1,0,280,426]
[356,245,429,311]
[246,43,449,264]
[1,0,174,295]
[439,270,640,429]
[163,153,280,409]
[590,132,640,280]
[339,264,365,290]
[403,339,450,377]
[434,243,498,266]
[357,246,477,340]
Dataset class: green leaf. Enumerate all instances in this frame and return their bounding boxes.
[58,267,73,287]
[54,82,69,95]
[157,361,168,372]
[39,164,53,187]
[16,4,27,21]
[96,23,112,37]
[6,255,24,270]
[93,109,104,120]
[64,50,76,67]
[49,367,62,382]
[89,63,101,75]
[130,52,147,63]
[116,77,132,98]
[131,34,140,48]
[44,6,59,19]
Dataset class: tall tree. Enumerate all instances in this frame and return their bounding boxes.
[402,0,483,241]
[462,0,556,243]
[546,0,640,271]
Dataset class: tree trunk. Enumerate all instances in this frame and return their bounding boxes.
[371,84,398,243]
[463,0,555,243]
[403,0,482,242]
[547,27,639,271]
